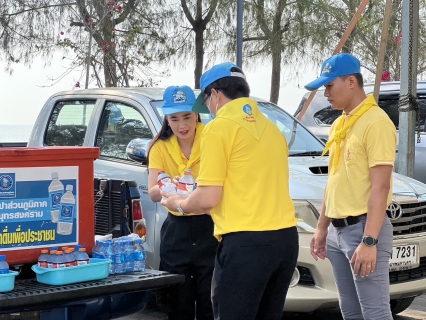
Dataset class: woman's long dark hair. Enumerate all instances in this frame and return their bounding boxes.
[147,113,202,167]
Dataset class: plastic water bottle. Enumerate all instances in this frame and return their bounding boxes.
[73,245,82,259]
[133,239,146,272]
[105,240,115,275]
[124,240,134,272]
[53,251,66,268]
[57,185,75,235]
[47,250,57,268]
[194,177,198,190]
[92,241,100,258]
[64,249,76,267]
[76,248,90,265]
[157,171,177,199]
[177,169,195,198]
[0,255,9,274]
[114,241,125,274]
[48,172,64,223]
[38,250,49,268]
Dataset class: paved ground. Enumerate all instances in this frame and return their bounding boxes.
[118,293,426,320]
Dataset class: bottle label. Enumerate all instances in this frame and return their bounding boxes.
[53,263,66,268]
[0,269,9,274]
[158,177,172,188]
[49,191,64,210]
[48,262,53,268]
[115,254,125,264]
[177,182,194,194]
[134,251,145,261]
[77,260,89,265]
[65,262,74,267]
[38,261,48,268]
[59,204,75,222]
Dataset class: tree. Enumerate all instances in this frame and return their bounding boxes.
[305,0,426,82]
[227,0,313,104]
[0,0,171,88]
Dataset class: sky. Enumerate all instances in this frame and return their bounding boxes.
[0,55,317,125]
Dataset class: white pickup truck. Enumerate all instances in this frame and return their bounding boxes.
[25,87,426,315]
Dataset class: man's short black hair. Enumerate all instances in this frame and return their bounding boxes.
[340,73,364,89]
[204,67,250,99]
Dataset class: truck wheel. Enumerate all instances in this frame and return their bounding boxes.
[390,297,415,315]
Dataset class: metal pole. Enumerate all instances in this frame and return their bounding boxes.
[373,0,393,102]
[85,1,93,90]
[397,0,419,178]
[236,0,243,68]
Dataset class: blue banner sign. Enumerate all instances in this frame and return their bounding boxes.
[0,167,79,250]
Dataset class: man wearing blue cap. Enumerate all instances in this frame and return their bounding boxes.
[308,53,396,320]
[161,63,298,319]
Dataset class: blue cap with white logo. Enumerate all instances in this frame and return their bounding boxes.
[304,53,361,91]
[192,62,246,114]
[162,85,196,115]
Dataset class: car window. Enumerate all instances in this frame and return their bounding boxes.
[45,100,96,146]
[150,100,211,124]
[313,106,341,126]
[379,95,426,132]
[96,101,153,161]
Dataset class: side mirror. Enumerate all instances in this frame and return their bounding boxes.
[126,138,151,163]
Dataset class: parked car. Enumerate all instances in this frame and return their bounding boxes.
[294,81,426,184]
[25,87,426,315]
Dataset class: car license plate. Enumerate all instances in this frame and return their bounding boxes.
[389,244,420,271]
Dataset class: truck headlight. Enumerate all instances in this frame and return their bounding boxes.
[289,267,300,287]
[294,200,319,234]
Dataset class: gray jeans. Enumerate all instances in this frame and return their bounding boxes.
[327,215,393,320]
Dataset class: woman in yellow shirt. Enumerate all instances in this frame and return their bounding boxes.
[147,85,217,320]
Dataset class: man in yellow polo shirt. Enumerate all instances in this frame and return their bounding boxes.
[308,54,396,320]
[161,62,298,320]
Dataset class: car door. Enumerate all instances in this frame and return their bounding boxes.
[378,94,426,184]
[90,97,160,269]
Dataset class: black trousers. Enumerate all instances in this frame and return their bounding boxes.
[160,212,218,320]
[212,227,299,320]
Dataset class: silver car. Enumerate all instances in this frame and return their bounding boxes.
[294,81,426,184]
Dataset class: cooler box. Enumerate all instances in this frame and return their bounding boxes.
[0,147,99,266]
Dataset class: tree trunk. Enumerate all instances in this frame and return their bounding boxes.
[194,28,204,89]
[270,42,281,104]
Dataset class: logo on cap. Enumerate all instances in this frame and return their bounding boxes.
[322,63,332,75]
[173,90,187,104]
[243,105,253,116]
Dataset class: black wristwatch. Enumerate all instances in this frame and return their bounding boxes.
[362,235,378,247]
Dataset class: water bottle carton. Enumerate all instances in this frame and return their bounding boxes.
[124,240,134,272]
[105,241,115,275]
[48,172,64,223]
[57,185,76,235]
[133,239,146,272]
[114,241,125,274]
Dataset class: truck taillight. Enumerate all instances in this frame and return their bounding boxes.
[132,199,146,239]
[132,199,143,220]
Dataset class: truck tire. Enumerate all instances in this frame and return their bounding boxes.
[390,297,415,315]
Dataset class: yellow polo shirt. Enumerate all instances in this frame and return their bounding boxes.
[198,98,296,240]
[149,122,204,216]
[325,95,397,219]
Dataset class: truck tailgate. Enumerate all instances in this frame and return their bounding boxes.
[0,270,184,312]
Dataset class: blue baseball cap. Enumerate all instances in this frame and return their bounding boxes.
[192,62,246,113]
[304,53,361,91]
[162,85,196,115]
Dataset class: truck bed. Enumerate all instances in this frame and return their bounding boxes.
[0,270,183,313]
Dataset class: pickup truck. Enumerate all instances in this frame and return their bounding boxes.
[9,87,426,315]
[0,167,183,320]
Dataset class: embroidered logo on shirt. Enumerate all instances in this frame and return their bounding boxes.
[243,104,253,116]
[173,90,187,103]
[242,104,256,122]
